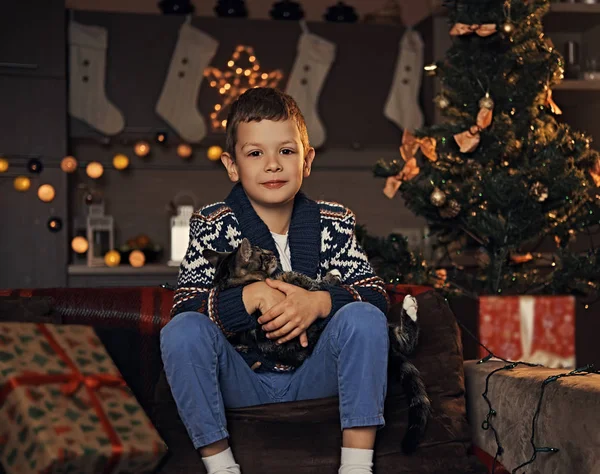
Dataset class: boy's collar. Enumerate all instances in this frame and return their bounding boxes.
[225,183,321,278]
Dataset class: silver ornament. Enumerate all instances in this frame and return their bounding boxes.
[479,92,494,110]
[435,94,450,109]
[430,187,447,207]
[502,22,514,35]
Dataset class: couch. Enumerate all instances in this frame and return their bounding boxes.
[1,285,598,474]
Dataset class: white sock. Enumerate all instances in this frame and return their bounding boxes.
[155,21,219,143]
[339,447,374,474]
[68,21,125,135]
[202,447,241,474]
[384,28,424,132]
[285,23,336,149]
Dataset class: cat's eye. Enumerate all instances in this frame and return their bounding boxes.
[248,151,262,157]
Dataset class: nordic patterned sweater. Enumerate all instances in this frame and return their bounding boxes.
[171,183,389,372]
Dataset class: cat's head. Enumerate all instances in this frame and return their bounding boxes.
[202,238,279,286]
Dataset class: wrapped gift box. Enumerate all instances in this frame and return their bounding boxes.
[478,296,575,368]
[0,323,167,474]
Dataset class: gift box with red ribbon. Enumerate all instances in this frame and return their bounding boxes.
[478,296,576,368]
[0,323,167,474]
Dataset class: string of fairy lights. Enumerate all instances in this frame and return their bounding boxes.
[449,308,599,474]
[0,140,224,200]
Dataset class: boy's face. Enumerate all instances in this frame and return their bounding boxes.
[221,119,315,209]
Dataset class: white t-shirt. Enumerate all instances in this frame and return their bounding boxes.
[271,232,292,272]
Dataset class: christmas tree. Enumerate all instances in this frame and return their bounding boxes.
[374,0,600,296]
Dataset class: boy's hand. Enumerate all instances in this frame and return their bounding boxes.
[242,281,286,315]
[257,279,332,345]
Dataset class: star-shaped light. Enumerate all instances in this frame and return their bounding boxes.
[204,45,284,131]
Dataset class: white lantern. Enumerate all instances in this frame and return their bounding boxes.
[168,205,194,267]
[86,204,115,267]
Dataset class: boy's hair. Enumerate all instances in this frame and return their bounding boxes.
[224,87,310,158]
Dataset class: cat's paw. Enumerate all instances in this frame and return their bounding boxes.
[403,295,418,322]
[323,269,342,285]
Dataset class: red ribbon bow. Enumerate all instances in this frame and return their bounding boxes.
[383,130,435,199]
[399,129,438,163]
[449,23,497,37]
[453,104,494,153]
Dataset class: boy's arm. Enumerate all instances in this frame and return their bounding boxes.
[171,215,257,336]
[317,210,390,326]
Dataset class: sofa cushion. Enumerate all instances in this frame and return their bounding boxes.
[153,290,486,474]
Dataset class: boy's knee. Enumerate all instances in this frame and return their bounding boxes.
[335,302,387,335]
[160,311,217,351]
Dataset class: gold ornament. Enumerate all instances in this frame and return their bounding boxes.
[479,92,494,110]
[104,250,121,267]
[207,145,223,161]
[439,200,461,219]
[14,176,31,192]
[113,154,130,170]
[129,250,146,268]
[60,156,78,173]
[0,158,8,173]
[86,162,104,179]
[177,144,193,159]
[434,94,450,109]
[430,187,447,207]
[37,184,56,203]
[204,45,284,131]
[502,22,514,35]
[134,141,151,157]
[71,236,89,254]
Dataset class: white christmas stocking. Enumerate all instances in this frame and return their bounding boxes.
[285,25,336,149]
[156,22,219,143]
[69,21,125,135]
[384,28,424,132]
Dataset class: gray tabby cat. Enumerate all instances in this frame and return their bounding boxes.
[203,238,431,453]
[203,238,341,368]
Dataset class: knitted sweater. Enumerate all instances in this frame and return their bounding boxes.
[171,183,389,371]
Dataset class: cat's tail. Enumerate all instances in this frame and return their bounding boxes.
[399,359,431,454]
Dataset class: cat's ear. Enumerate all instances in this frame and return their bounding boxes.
[202,249,228,268]
[238,238,253,264]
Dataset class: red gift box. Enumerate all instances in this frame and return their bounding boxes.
[479,296,575,368]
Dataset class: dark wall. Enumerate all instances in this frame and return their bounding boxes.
[0,0,68,289]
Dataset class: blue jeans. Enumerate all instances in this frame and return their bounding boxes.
[160,301,389,449]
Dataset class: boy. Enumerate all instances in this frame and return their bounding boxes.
[160,88,390,474]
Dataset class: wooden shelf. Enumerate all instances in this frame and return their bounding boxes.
[68,264,178,276]
[544,3,600,32]
[549,3,600,15]
[554,79,600,91]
